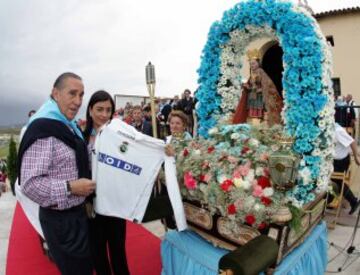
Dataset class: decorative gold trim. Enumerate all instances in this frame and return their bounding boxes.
[189,225,237,251]
[217,217,260,246]
[287,214,310,247]
[184,202,213,230]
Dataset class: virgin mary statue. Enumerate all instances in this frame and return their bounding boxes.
[232,49,283,126]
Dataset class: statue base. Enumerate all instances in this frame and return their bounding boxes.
[183,191,326,265]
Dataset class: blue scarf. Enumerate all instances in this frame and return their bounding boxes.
[29,98,84,139]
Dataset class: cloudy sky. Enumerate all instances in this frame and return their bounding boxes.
[0,0,359,126]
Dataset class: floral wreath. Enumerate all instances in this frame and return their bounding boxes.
[195,0,335,207]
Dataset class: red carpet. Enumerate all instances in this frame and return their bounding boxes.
[6,203,162,275]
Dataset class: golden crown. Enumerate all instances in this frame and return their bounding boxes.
[246,49,261,60]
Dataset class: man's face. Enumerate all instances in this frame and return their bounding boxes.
[132,109,143,123]
[52,77,84,121]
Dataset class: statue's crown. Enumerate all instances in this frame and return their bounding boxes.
[246,49,261,60]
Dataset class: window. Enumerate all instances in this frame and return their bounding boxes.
[326,35,334,46]
[332,78,341,96]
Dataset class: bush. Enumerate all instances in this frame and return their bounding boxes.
[7,136,17,195]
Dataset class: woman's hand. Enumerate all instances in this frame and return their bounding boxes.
[165,144,176,157]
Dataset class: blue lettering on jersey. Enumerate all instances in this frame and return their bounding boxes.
[98,152,142,175]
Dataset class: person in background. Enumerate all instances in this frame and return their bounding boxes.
[19,109,36,142]
[178,89,194,134]
[333,123,360,215]
[19,72,95,275]
[131,105,152,136]
[83,90,129,275]
[0,167,7,197]
[171,95,180,110]
[123,106,133,125]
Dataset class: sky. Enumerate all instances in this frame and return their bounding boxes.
[0,0,359,126]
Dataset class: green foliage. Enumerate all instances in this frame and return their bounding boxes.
[288,204,304,233]
[7,136,17,195]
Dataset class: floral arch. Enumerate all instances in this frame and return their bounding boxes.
[195,0,335,206]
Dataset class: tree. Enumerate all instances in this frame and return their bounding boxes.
[7,136,17,195]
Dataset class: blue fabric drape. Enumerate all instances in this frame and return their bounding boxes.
[161,221,327,275]
[274,221,327,275]
[29,98,84,139]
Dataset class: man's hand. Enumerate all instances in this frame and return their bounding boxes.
[69,178,96,197]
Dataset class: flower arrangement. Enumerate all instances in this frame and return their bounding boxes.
[195,0,334,207]
[174,124,289,231]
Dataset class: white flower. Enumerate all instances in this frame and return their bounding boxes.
[255,167,264,176]
[231,133,240,140]
[298,167,312,185]
[244,197,255,208]
[208,127,218,135]
[217,174,228,184]
[263,187,274,197]
[248,138,260,147]
[245,169,255,182]
[254,203,265,212]
[241,179,251,190]
[194,149,201,155]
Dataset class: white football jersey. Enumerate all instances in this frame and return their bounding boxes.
[93,118,187,231]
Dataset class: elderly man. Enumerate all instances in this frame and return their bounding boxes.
[18,72,95,275]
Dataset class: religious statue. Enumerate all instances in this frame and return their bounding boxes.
[232,49,283,126]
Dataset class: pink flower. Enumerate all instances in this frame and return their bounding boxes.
[252,184,263,197]
[259,153,269,161]
[233,161,251,177]
[184,171,197,190]
[263,168,270,177]
[199,173,211,183]
[201,161,210,169]
[227,156,238,164]
[234,199,244,211]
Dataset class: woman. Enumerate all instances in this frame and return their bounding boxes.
[166,110,192,143]
[83,90,130,275]
[233,50,283,126]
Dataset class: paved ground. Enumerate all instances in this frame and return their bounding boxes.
[1,186,360,275]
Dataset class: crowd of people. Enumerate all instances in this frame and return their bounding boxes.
[110,88,196,139]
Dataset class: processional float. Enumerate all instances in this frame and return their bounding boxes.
[145,0,334,274]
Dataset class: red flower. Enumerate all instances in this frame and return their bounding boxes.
[257,176,271,189]
[227,204,237,215]
[207,146,215,153]
[245,214,256,225]
[199,174,206,182]
[220,179,233,192]
[183,148,189,157]
[258,222,267,230]
[241,146,250,154]
[261,196,272,206]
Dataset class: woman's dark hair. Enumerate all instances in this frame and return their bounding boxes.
[83,90,115,142]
